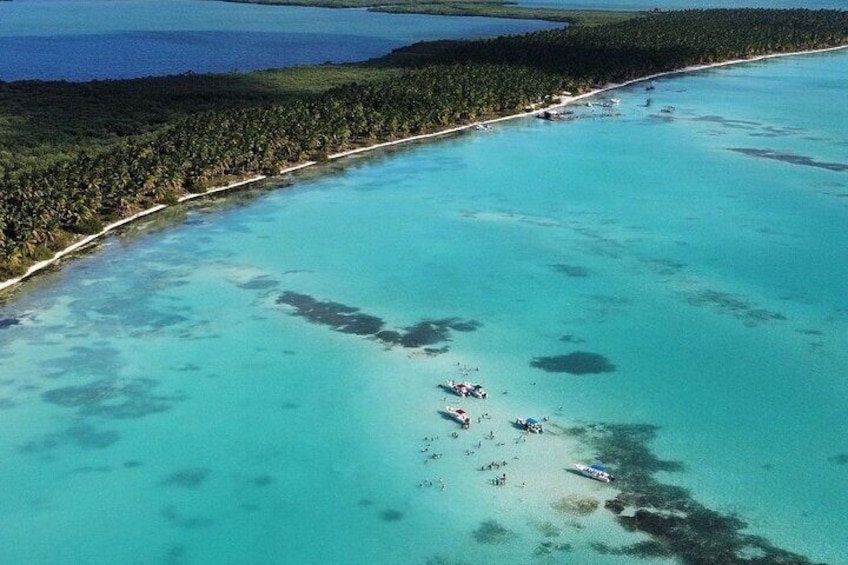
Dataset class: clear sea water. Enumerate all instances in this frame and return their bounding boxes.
[1,47,846,564]
[0,0,559,81]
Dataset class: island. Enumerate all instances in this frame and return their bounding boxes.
[1,8,847,286]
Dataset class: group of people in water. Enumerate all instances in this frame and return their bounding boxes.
[479,460,508,472]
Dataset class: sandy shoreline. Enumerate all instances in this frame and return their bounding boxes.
[2,43,845,293]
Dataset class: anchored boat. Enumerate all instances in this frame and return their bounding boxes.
[463,382,488,399]
[516,417,544,434]
[445,379,470,397]
[445,406,471,429]
[574,463,615,483]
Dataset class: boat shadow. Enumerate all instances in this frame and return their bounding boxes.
[437,409,461,422]
[438,383,461,396]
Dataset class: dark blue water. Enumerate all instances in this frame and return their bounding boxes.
[0,0,560,81]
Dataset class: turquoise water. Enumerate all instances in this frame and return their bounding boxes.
[2,50,847,564]
[0,0,558,81]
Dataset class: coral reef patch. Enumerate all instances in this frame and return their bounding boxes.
[552,495,600,516]
[552,264,590,277]
[828,453,848,466]
[19,423,120,454]
[729,148,848,172]
[41,377,183,419]
[561,423,823,565]
[379,509,404,522]
[685,289,786,327]
[534,541,573,556]
[471,519,516,545]
[161,505,213,529]
[161,468,210,488]
[277,291,480,354]
[531,352,615,374]
[0,317,20,329]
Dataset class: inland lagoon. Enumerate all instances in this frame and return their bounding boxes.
[0,0,560,81]
[1,48,847,563]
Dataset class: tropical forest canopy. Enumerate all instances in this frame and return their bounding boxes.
[1,9,847,279]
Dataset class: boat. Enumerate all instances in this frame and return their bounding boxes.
[660,105,675,113]
[446,406,471,429]
[445,379,470,397]
[574,463,615,483]
[516,417,543,433]
[474,124,492,131]
[463,382,488,399]
[536,110,570,121]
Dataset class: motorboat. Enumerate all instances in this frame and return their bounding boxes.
[445,379,470,397]
[446,406,471,429]
[574,463,615,483]
[463,382,488,399]
[516,417,543,434]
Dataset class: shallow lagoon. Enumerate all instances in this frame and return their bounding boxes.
[1,50,847,564]
[0,0,559,81]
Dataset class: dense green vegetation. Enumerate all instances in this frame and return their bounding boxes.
[1,9,847,280]
[0,66,400,168]
[205,0,640,25]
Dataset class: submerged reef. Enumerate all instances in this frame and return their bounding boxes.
[561,423,826,565]
[277,291,480,354]
[161,505,213,530]
[276,291,384,335]
[39,344,125,379]
[379,509,404,522]
[685,289,786,327]
[729,148,848,172]
[160,468,210,489]
[19,423,120,454]
[471,520,516,545]
[41,377,183,419]
[534,541,573,556]
[828,453,848,466]
[552,263,590,277]
[531,351,616,374]
[552,495,600,516]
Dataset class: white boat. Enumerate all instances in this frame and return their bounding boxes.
[445,379,470,397]
[516,417,543,434]
[446,406,471,429]
[574,463,615,483]
[463,382,488,399]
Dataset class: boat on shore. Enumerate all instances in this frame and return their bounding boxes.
[445,406,471,429]
[574,463,615,483]
[516,417,543,433]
